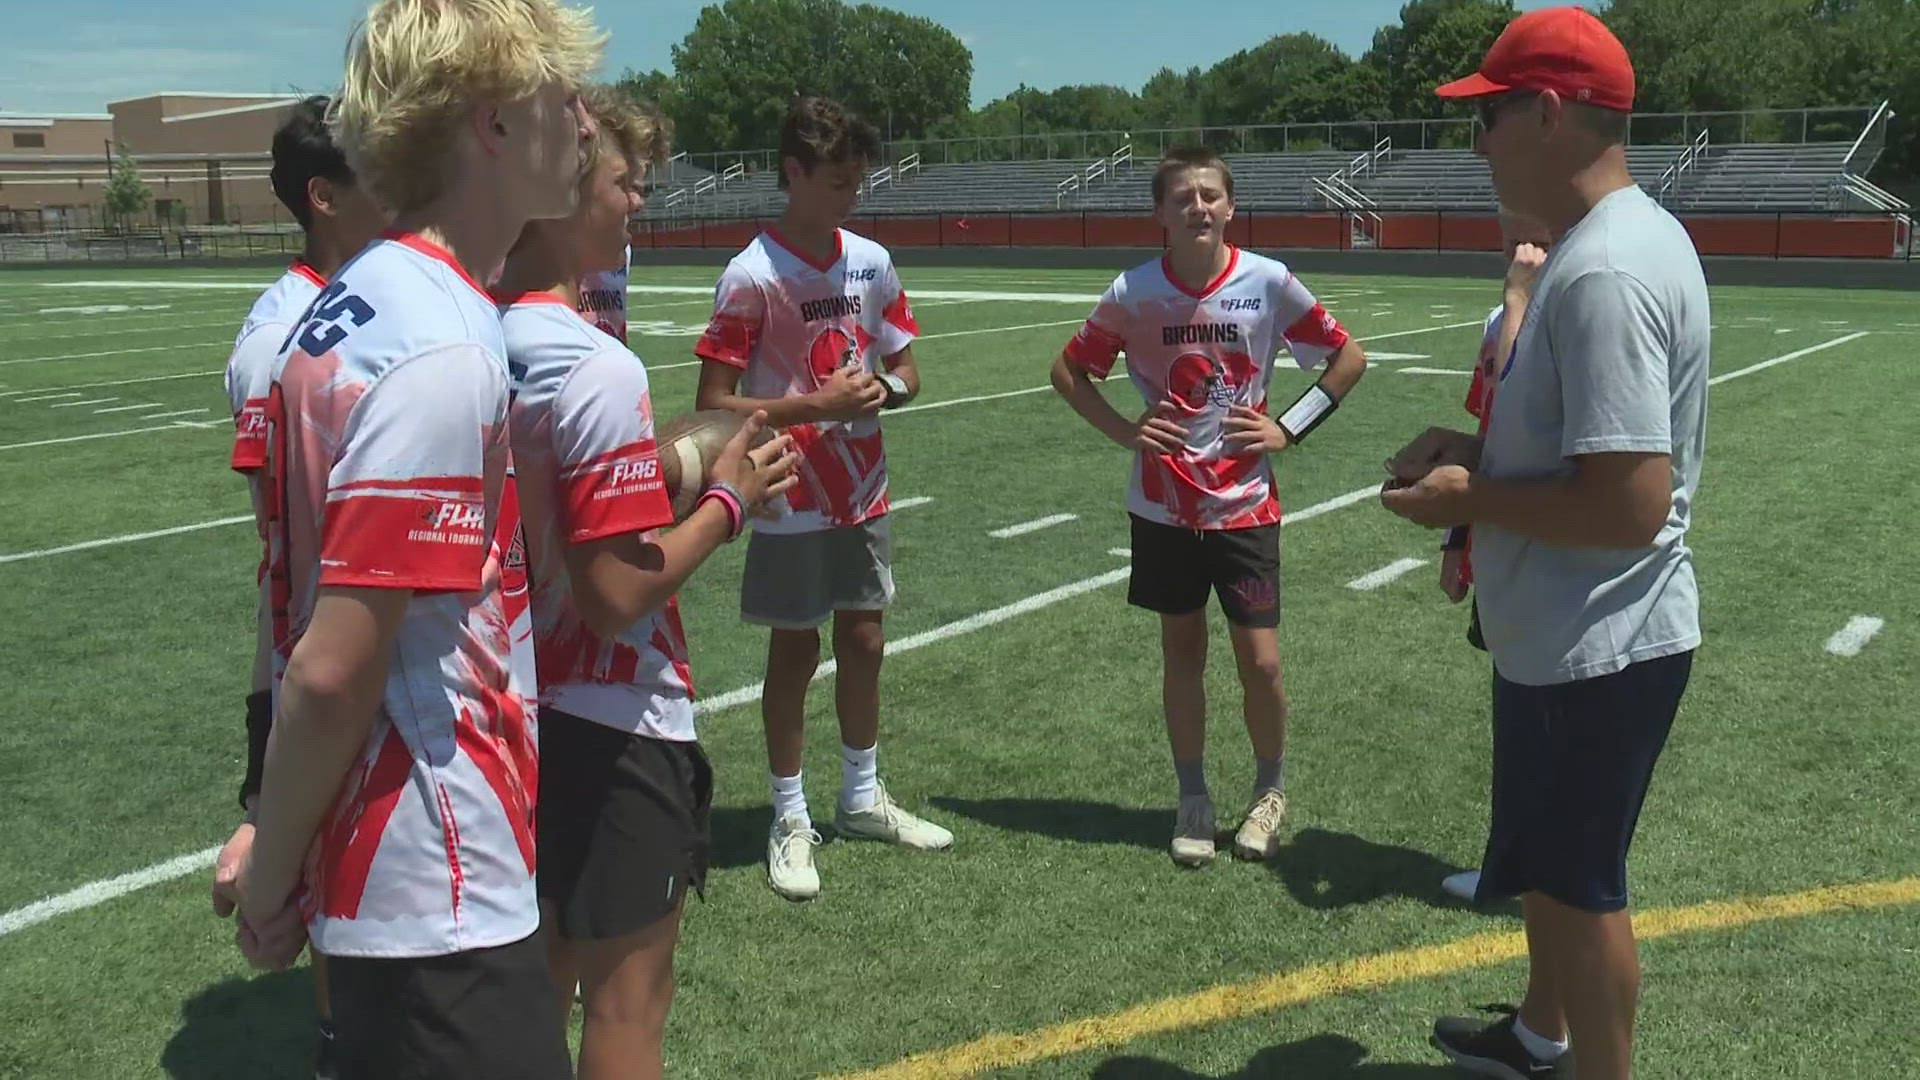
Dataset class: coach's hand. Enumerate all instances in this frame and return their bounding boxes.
[1132,404,1189,455]
[211,821,254,918]
[1224,406,1290,456]
[1381,464,1474,528]
[1385,426,1483,485]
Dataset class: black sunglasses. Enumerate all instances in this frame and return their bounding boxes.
[1475,91,1540,131]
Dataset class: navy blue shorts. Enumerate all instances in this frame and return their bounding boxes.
[1477,650,1694,914]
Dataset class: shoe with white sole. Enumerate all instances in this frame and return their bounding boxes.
[767,812,822,901]
[1443,869,1483,903]
[834,780,954,850]
[1170,793,1216,867]
[1232,789,1288,860]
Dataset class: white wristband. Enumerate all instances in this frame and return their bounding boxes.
[1276,382,1338,442]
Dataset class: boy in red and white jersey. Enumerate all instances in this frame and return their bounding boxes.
[577,240,629,340]
[1051,147,1369,868]
[1436,209,1550,907]
[694,96,950,903]
[209,94,385,1080]
[499,87,797,1078]
[1439,210,1551,610]
[235,2,603,1076]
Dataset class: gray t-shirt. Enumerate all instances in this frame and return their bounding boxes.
[1473,184,1709,686]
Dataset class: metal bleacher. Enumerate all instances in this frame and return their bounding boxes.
[641,101,1908,223]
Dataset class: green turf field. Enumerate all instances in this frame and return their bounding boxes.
[0,259,1914,1079]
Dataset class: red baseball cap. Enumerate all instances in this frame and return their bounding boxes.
[1435,5,1634,113]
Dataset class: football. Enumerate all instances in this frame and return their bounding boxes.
[655,408,771,521]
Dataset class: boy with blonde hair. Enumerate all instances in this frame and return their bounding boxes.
[500,85,799,1080]
[237,2,603,1074]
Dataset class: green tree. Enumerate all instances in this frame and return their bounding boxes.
[1199,33,1383,129]
[664,0,970,155]
[615,68,679,117]
[102,143,151,231]
[1360,0,1517,120]
[1139,66,1206,128]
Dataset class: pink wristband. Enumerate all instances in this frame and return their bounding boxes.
[697,484,744,541]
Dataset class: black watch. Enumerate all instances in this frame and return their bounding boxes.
[878,372,910,408]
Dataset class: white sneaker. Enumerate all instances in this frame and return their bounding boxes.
[1232,789,1288,861]
[1170,793,1216,867]
[1442,869,1482,903]
[767,812,822,901]
[834,780,954,850]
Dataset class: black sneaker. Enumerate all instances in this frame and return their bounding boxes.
[1431,1012,1571,1079]
[314,1020,339,1080]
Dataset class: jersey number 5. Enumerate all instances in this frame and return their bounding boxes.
[294,282,378,356]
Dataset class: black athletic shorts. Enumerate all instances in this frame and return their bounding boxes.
[1127,513,1280,628]
[1477,650,1694,914]
[537,706,713,941]
[326,929,570,1080]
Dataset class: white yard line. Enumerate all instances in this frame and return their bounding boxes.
[0,515,255,564]
[0,341,226,367]
[0,318,239,344]
[0,369,224,396]
[1364,320,1482,340]
[1824,615,1885,658]
[1399,367,1472,376]
[145,408,210,420]
[1108,547,1131,557]
[49,397,117,408]
[12,391,82,402]
[0,846,224,938]
[0,424,203,452]
[1346,557,1429,591]
[0,479,1381,933]
[989,512,1078,539]
[891,495,934,511]
[92,402,169,415]
[1708,332,1868,386]
[894,385,1053,414]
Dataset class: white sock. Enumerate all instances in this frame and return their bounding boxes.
[840,742,878,812]
[1513,1017,1569,1061]
[770,771,809,829]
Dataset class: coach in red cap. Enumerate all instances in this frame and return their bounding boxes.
[1382,7,1710,1080]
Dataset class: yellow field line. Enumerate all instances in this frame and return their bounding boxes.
[830,876,1920,1079]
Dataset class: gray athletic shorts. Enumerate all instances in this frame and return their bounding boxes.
[740,516,895,629]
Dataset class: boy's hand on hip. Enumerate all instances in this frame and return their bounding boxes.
[1223,406,1290,455]
[1132,403,1189,455]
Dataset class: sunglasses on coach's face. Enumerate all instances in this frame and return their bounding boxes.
[1475,91,1540,132]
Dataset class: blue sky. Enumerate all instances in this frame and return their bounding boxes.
[0,0,1558,115]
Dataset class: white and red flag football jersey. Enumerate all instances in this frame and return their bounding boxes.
[577,243,629,342]
[694,228,917,534]
[227,260,326,482]
[1063,246,1350,530]
[502,292,696,742]
[262,230,537,959]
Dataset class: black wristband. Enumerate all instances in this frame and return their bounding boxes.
[1442,526,1469,551]
[1276,379,1340,443]
[240,689,272,811]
